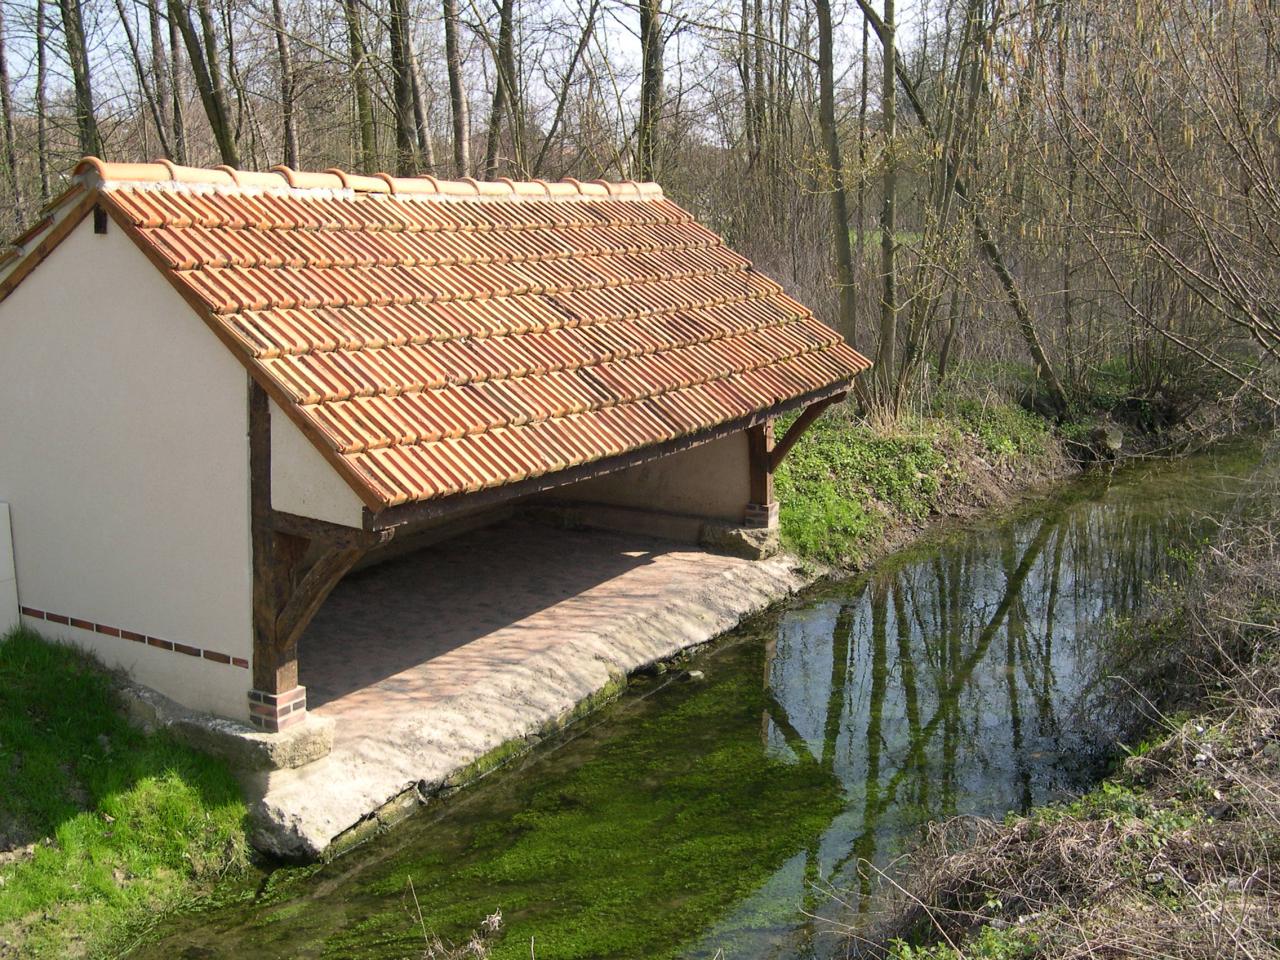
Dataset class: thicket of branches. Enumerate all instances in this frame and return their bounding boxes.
[3,0,1278,413]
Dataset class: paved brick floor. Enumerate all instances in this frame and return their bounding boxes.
[300,520,758,742]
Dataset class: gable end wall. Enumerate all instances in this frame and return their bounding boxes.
[0,217,254,719]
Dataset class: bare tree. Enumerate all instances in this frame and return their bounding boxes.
[635,0,662,179]
[815,0,859,345]
[443,0,470,176]
[408,43,436,173]
[113,0,171,156]
[388,0,417,175]
[169,0,238,164]
[0,4,20,209]
[59,0,104,156]
[271,0,299,166]
[875,0,898,397]
[341,0,376,172]
[35,0,50,201]
[167,3,188,163]
[482,0,516,178]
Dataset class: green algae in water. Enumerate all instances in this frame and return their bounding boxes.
[131,443,1268,960]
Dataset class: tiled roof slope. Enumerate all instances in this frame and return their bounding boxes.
[16,158,870,511]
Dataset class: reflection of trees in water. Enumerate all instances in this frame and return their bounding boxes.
[759,487,1209,950]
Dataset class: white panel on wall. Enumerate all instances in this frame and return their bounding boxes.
[0,504,17,631]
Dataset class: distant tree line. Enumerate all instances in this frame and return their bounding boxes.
[1,0,1277,414]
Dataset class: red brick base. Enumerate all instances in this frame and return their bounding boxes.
[743,501,779,529]
[248,686,307,732]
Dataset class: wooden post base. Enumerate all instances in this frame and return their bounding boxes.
[248,685,308,732]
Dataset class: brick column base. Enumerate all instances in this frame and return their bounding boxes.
[248,686,307,732]
[743,501,779,529]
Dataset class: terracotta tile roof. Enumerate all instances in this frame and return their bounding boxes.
[8,158,870,511]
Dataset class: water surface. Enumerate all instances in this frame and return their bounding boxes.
[136,445,1263,960]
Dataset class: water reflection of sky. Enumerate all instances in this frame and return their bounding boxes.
[695,454,1257,959]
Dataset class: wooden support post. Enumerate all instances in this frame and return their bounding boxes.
[248,379,378,732]
[745,420,778,529]
[249,380,305,730]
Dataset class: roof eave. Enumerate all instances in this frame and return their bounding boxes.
[361,377,859,533]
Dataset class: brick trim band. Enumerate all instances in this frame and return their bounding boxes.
[19,607,248,669]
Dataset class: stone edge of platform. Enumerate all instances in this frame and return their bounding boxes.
[117,675,335,772]
[260,551,825,863]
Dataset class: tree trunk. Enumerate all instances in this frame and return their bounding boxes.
[0,5,21,210]
[443,0,470,176]
[168,5,188,162]
[740,0,753,161]
[271,0,299,167]
[148,1,170,140]
[169,0,238,165]
[482,0,516,178]
[815,0,859,346]
[853,0,1069,411]
[876,0,897,397]
[856,15,868,280]
[751,0,765,164]
[113,0,170,157]
[341,0,377,173]
[389,0,417,175]
[35,0,50,202]
[59,0,103,157]
[635,0,662,179]
[408,43,436,173]
[532,0,598,176]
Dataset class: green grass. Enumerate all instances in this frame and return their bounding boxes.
[891,926,1039,960]
[775,413,951,563]
[933,390,1051,461]
[775,396,1053,565]
[0,627,248,958]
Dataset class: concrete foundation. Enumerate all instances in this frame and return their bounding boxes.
[240,520,813,860]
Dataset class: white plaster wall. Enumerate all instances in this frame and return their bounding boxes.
[543,431,754,522]
[270,400,365,528]
[0,218,254,719]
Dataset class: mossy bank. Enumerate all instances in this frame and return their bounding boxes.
[776,391,1067,566]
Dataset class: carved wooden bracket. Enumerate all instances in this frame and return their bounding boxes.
[769,392,846,472]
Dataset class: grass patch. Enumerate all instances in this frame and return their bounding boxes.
[933,390,1051,461]
[775,396,1057,565]
[775,411,952,563]
[0,627,248,958]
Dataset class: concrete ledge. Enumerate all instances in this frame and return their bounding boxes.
[698,522,781,560]
[118,678,334,771]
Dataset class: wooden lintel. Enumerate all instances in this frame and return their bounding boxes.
[769,392,846,472]
[274,545,368,654]
[365,380,854,532]
[271,510,390,550]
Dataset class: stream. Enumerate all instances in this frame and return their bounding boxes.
[134,443,1265,960]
